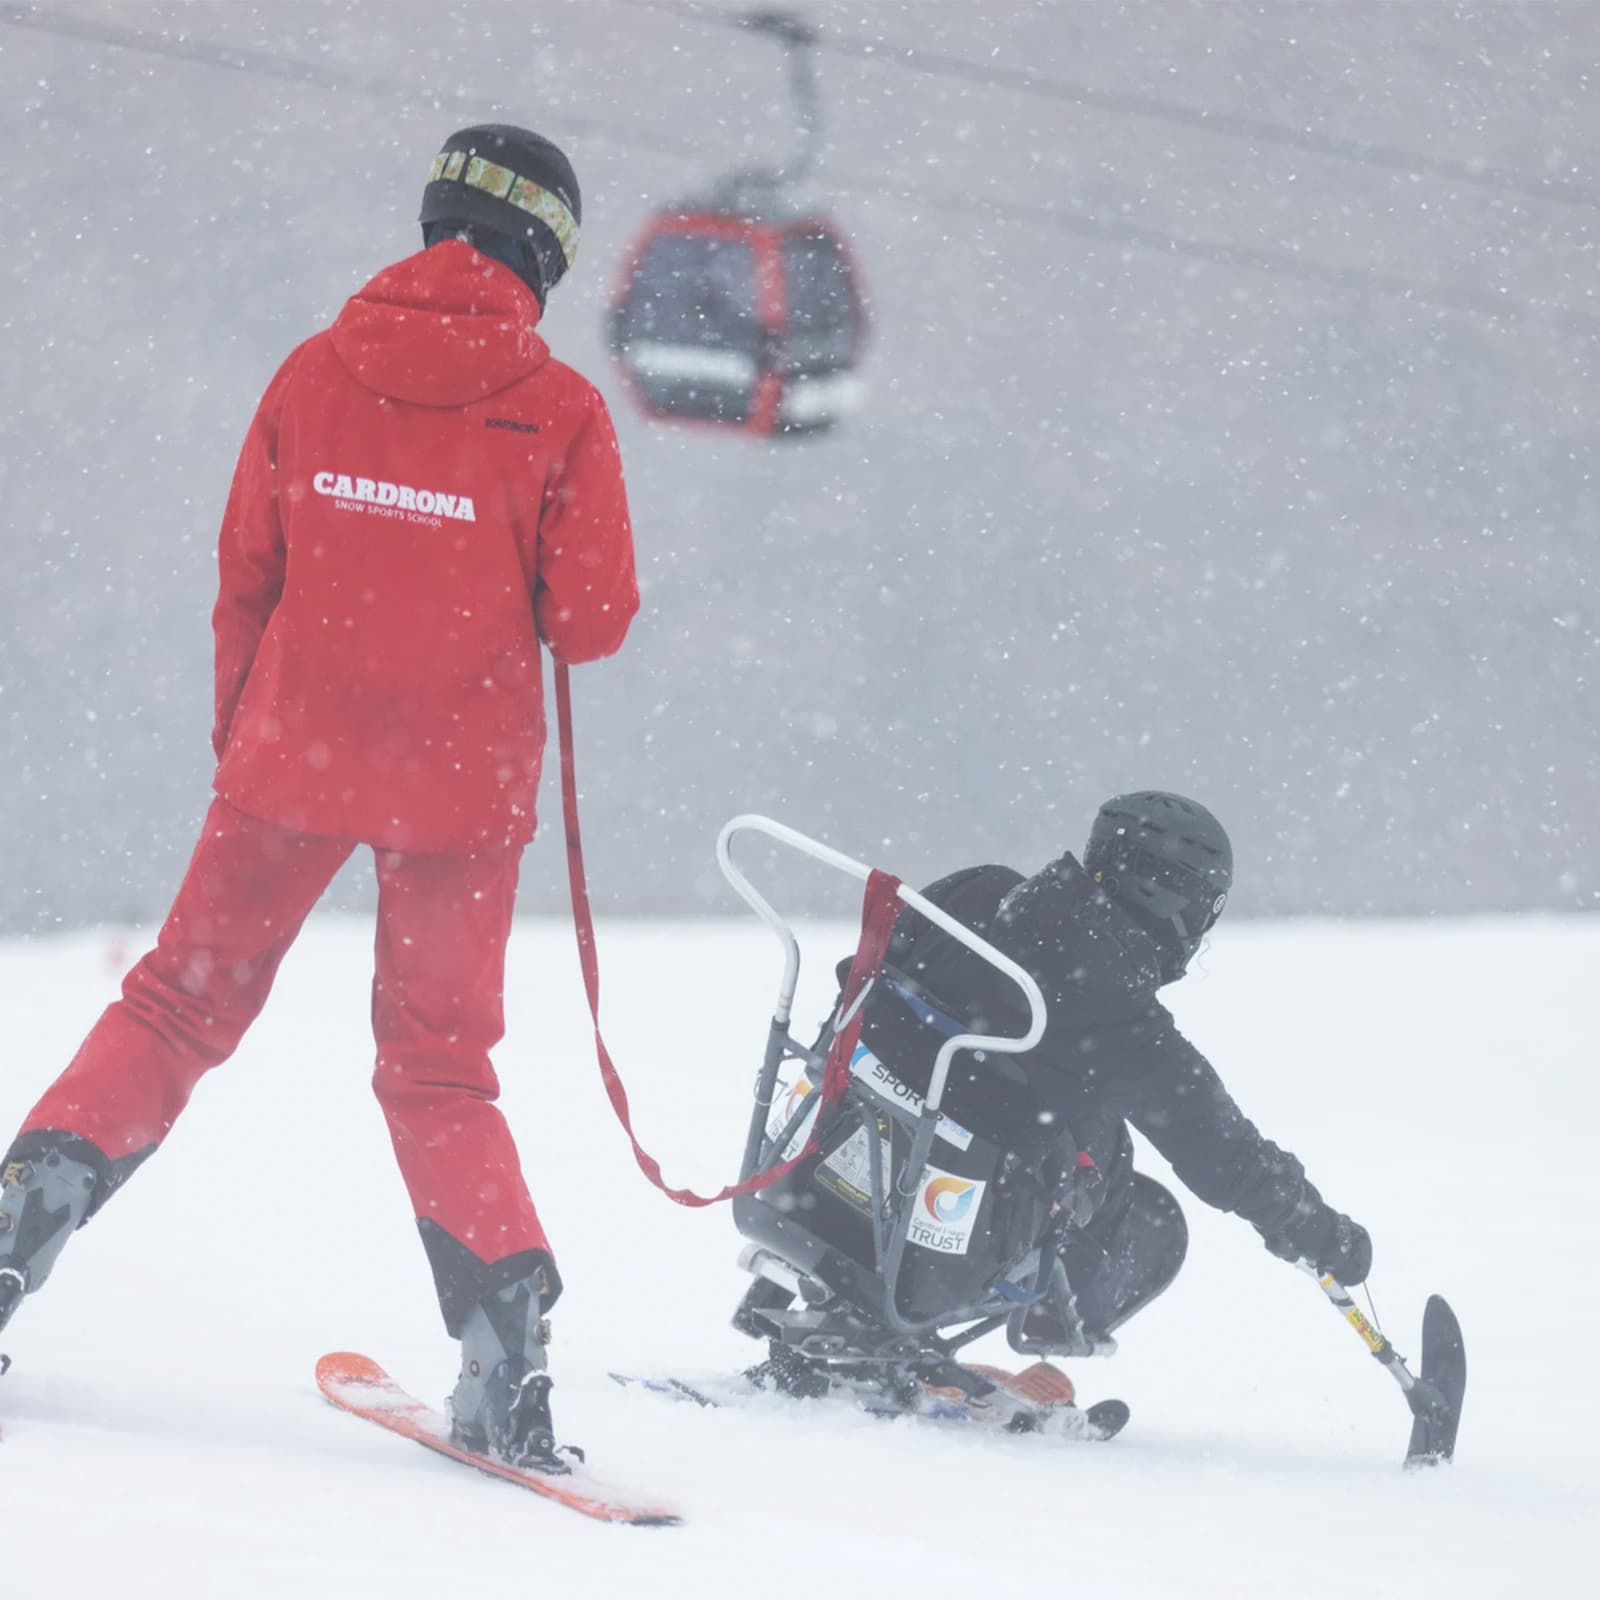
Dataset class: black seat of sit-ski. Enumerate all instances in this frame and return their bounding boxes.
[853,962,1047,1156]
[733,955,1056,1331]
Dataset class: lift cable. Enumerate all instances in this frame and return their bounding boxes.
[2,4,1594,335]
[629,0,1600,212]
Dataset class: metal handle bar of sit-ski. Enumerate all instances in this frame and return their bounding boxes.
[717,813,1046,1107]
[717,814,1046,1326]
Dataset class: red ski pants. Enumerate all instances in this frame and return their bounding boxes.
[20,796,551,1279]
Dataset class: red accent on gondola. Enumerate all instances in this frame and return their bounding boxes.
[607,209,869,439]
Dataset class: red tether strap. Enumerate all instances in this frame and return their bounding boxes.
[555,663,902,1206]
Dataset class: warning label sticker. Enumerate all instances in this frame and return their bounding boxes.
[817,1121,894,1215]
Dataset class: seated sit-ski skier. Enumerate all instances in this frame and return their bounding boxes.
[749,790,1371,1406]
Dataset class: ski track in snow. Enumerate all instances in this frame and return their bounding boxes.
[1,913,1593,1597]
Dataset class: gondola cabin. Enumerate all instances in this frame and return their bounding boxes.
[607,207,868,438]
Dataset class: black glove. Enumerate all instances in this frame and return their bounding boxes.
[1261,1207,1372,1285]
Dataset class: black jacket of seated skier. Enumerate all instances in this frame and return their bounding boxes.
[874,791,1370,1344]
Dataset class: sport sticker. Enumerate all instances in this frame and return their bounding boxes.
[849,1044,974,1152]
[907,1164,987,1256]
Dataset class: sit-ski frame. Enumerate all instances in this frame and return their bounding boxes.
[718,814,1047,1334]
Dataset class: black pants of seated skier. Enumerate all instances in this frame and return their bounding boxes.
[1058,1170,1189,1338]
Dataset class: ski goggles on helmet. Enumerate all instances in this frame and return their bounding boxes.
[1103,843,1230,942]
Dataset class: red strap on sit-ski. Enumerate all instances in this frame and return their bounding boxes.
[555,663,902,1207]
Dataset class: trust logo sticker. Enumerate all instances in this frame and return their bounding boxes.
[907,1165,986,1256]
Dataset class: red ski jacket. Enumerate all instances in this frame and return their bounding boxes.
[210,241,639,854]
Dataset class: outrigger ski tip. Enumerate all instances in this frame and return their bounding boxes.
[1403,1294,1466,1469]
[1305,1267,1466,1469]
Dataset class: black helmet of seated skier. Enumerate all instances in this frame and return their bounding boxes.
[1084,791,1233,981]
[419,124,582,306]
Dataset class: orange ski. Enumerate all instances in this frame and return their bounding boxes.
[315,1352,682,1527]
[965,1359,1077,1408]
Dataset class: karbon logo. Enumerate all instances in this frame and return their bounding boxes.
[780,1077,813,1124]
[923,1174,977,1225]
[312,471,477,524]
[765,1071,819,1159]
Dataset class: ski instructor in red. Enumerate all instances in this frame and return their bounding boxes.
[0,126,639,1470]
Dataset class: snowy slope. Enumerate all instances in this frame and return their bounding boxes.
[1,910,1593,1597]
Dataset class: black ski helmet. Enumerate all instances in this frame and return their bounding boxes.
[1084,792,1233,975]
[419,125,581,299]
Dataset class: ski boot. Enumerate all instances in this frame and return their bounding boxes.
[0,1141,99,1334]
[448,1274,580,1474]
